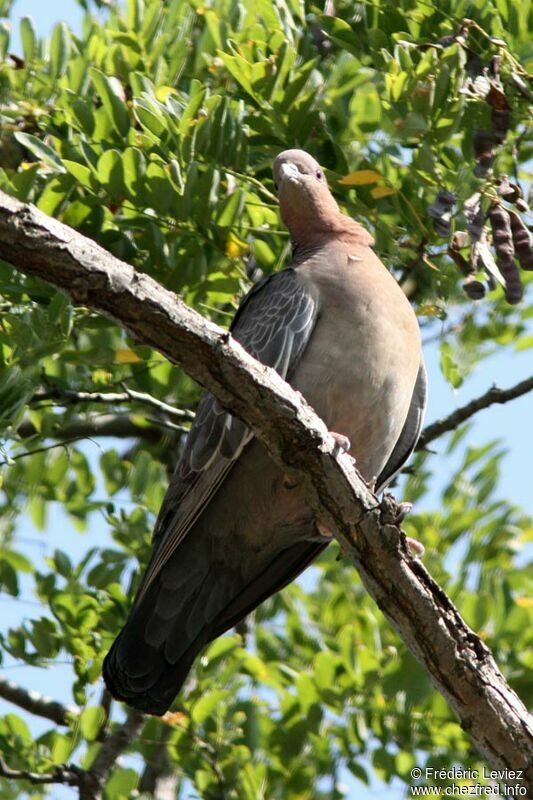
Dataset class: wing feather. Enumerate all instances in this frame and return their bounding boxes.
[135,269,320,602]
[375,361,427,493]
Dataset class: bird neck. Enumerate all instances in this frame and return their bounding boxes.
[289,213,374,264]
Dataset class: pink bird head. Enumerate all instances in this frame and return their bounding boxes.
[273,149,373,249]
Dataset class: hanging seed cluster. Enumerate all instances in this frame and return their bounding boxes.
[427,40,532,304]
[473,57,511,178]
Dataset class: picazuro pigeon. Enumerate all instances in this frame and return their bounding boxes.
[103,149,427,715]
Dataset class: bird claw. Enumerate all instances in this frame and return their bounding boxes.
[394,501,413,524]
[331,432,350,453]
[316,522,333,540]
[406,536,425,557]
[330,432,356,464]
[366,476,377,493]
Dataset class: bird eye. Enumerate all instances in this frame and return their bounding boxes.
[316,169,323,180]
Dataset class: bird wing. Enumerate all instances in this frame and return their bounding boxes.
[375,361,427,493]
[135,268,320,602]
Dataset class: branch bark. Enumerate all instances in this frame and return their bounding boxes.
[0,674,78,726]
[417,375,533,449]
[0,709,144,799]
[0,191,532,788]
[0,757,81,787]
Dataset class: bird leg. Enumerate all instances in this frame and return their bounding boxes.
[315,522,349,560]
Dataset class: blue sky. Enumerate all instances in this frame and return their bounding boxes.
[1,1,532,798]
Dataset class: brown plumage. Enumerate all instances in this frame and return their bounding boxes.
[103,149,426,715]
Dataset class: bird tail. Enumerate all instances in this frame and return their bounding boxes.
[102,580,211,716]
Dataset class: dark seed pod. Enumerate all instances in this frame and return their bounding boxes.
[508,210,533,270]
[462,274,486,299]
[473,130,495,177]
[436,189,455,209]
[428,190,455,237]
[496,175,520,203]
[486,72,511,144]
[448,245,471,276]
[489,204,523,303]
[491,107,511,144]
[515,198,530,214]
[464,193,483,242]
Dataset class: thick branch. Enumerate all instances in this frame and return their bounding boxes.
[417,376,533,449]
[0,674,78,726]
[0,191,531,786]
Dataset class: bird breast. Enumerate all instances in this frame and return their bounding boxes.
[292,244,421,481]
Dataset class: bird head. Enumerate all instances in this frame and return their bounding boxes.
[273,149,373,249]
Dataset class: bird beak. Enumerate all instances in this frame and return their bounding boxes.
[278,162,300,182]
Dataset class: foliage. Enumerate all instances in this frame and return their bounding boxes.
[0,0,531,797]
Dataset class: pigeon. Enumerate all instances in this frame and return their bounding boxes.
[103,149,427,715]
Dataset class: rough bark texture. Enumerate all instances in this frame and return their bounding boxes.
[0,191,532,788]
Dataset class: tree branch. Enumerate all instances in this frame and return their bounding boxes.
[83,709,145,799]
[17,412,181,444]
[31,386,195,423]
[0,191,531,787]
[0,708,144,799]
[0,757,82,787]
[417,376,533,449]
[0,674,78,726]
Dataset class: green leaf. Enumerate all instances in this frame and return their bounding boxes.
[63,159,98,191]
[13,132,66,173]
[104,767,139,800]
[0,23,9,60]
[439,341,463,388]
[0,549,32,573]
[49,22,70,80]
[191,689,228,724]
[132,96,167,139]
[97,149,125,199]
[19,16,36,62]
[79,706,106,741]
[216,188,245,227]
[90,68,130,137]
[122,147,147,200]
[0,366,32,432]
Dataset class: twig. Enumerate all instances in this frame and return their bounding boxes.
[418,376,533,449]
[32,386,195,422]
[0,674,78,726]
[88,709,145,790]
[0,757,81,786]
[0,708,145,800]
[0,436,93,467]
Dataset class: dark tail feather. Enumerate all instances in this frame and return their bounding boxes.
[102,574,212,716]
[103,617,209,716]
[103,539,327,715]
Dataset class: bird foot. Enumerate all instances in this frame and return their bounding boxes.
[406,537,425,557]
[316,522,333,540]
[330,432,356,464]
[394,501,413,523]
[365,476,377,493]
